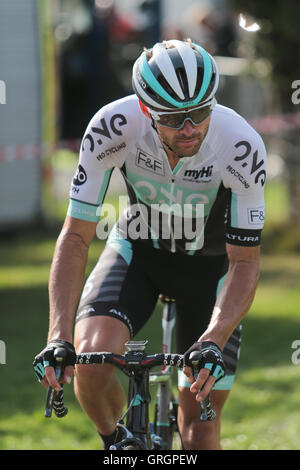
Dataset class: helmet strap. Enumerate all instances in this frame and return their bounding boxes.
[151,118,185,159]
[160,138,185,159]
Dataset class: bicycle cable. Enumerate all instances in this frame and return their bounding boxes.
[118,372,138,423]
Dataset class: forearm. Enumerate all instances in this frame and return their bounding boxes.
[199,258,260,350]
[48,231,89,342]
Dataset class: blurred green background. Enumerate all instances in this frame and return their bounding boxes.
[1,0,300,451]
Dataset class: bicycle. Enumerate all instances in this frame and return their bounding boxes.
[44,296,216,450]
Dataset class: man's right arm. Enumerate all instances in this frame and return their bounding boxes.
[48,215,97,342]
[43,215,97,391]
[36,96,138,390]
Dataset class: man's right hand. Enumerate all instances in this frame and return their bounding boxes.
[33,340,76,392]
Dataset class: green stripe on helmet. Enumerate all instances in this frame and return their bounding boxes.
[192,43,213,103]
[139,52,185,108]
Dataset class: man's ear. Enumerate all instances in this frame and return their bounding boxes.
[138,99,151,119]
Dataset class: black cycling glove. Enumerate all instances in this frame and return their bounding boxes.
[33,340,76,382]
[183,341,226,383]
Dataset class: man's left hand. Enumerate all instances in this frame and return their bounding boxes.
[183,341,226,402]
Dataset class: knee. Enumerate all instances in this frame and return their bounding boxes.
[76,361,114,382]
[74,335,117,392]
[74,361,116,396]
[180,420,220,450]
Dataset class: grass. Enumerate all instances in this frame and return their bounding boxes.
[220,270,300,450]
[1,196,300,450]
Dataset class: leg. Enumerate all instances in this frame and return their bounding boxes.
[177,388,230,450]
[74,315,130,435]
[73,238,158,441]
[172,254,240,450]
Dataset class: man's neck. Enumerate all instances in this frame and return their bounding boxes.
[166,148,180,170]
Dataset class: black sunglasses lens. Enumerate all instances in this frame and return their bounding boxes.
[158,113,184,128]
[190,107,211,123]
[157,106,211,128]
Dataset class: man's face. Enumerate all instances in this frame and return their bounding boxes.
[155,116,211,157]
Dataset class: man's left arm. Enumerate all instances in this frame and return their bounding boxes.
[200,243,260,350]
[184,243,260,400]
[184,125,266,399]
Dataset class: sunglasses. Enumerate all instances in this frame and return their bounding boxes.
[150,99,215,130]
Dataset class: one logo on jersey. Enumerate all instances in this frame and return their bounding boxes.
[82,114,128,152]
[136,149,165,175]
[183,166,213,181]
[97,142,126,161]
[134,180,209,206]
[233,140,266,187]
[226,164,250,189]
[91,114,127,145]
[247,207,265,225]
[226,232,260,245]
[73,165,87,186]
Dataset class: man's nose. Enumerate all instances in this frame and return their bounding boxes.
[179,119,196,134]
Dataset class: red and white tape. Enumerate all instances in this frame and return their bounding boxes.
[0,139,81,163]
[250,112,300,134]
[0,113,300,163]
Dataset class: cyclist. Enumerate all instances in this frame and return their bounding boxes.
[34,39,266,450]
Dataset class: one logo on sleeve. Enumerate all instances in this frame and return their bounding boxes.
[233,140,266,187]
[73,165,87,186]
[82,113,128,152]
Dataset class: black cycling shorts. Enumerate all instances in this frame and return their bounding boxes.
[75,235,241,389]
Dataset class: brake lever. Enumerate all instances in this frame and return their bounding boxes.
[44,348,68,418]
[189,350,216,421]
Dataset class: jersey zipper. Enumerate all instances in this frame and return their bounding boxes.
[167,161,185,254]
[169,176,176,253]
[159,143,185,254]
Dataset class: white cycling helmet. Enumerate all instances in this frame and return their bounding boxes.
[132,39,219,111]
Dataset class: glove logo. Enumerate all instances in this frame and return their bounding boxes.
[213,364,225,381]
[34,363,45,380]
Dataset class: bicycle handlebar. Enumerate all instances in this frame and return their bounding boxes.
[44,350,216,422]
[76,351,184,369]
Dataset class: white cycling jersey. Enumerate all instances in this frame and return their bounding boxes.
[68,94,267,256]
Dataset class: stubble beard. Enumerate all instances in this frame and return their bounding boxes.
[158,123,210,157]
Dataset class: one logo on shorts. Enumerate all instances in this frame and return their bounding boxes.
[76,307,95,320]
[109,308,134,337]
